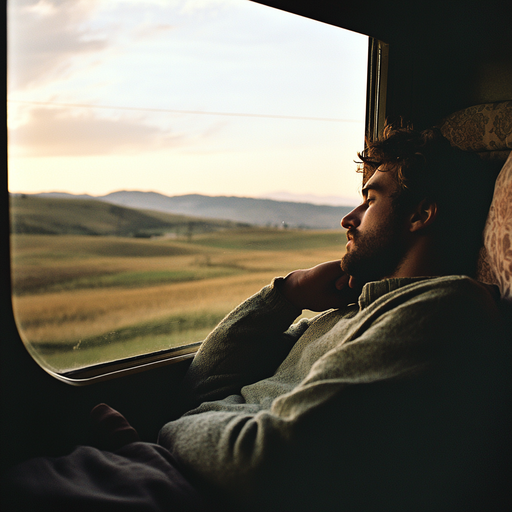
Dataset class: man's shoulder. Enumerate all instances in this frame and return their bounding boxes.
[409,274,498,293]
[363,275,502,319]
[405,275,500,302]
[391,275,503,323]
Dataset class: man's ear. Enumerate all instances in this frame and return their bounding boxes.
[408,199,438,233]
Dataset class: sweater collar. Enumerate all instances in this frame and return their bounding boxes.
[358,277,433,309]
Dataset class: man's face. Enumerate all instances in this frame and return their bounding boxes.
[340,167,411,284]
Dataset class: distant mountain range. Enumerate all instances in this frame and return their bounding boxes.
[9,195,244,237]
[22,191,354,229]
[258,191,358,207]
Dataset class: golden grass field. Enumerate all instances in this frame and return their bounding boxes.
[10,229,346,372]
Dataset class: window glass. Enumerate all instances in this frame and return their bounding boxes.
[8,0,368,373]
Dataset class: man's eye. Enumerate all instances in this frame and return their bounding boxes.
[367,197,375,204]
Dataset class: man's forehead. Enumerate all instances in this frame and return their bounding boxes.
[362,162,395,185]
[362,166,397,195]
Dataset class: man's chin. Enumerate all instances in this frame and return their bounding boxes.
[340,253,356,274]
[341,258,378,286]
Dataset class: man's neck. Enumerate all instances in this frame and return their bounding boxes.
[389,236,445,279]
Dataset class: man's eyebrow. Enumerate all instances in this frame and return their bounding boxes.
[361,182,383,198]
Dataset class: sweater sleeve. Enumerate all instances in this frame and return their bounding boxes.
[159,277,510,512]
[179,278,310,409]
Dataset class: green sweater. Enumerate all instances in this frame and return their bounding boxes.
[158,276,511,512]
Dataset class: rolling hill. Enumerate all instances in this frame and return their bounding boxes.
[28,191,353,229]
[9,195,248,237]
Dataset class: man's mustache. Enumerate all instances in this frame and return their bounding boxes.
[346,229,358,242]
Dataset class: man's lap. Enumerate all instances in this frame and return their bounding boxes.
[2,442,213,512]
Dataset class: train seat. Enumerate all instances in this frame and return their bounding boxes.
[438,101,512,300]
[437,100,512,510]
[482,149,512,301]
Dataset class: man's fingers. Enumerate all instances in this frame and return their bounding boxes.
[335,273,350,290]
[348,275,358,289]
[280,260,357,311]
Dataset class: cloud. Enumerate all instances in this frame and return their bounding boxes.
[179,0,239,15]
[9,107,185,156]
[134,22,174,40]
[8,0,110,90]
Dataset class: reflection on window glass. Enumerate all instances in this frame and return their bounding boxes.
[8,0,368,373]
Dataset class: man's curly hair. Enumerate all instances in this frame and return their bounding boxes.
[356,122,497,276]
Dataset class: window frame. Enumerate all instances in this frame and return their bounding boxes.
[366,38,389,142]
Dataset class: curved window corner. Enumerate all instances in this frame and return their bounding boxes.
[45,343,202,386]
[8,0,370,379]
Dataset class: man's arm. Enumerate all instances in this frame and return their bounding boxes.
[181,261,359,409]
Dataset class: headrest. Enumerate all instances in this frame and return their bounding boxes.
[481,151,512,301]
[439,101,512,161]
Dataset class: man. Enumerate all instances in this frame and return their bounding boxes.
[4,126,511,512]
[157,126,510,512]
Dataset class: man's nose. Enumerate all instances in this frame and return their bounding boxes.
[341,205,362,230]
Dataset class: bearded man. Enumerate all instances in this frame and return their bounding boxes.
[5,126,511,512]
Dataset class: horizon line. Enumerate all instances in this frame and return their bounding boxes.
[9,189,360,207]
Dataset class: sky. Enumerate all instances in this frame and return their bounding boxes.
[7,0,369,206]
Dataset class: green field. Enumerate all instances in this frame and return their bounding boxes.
[11,229,347,373]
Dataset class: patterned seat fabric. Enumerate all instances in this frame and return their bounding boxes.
[438,101,512,299]
[482,152,512,301]
[439,101,512,158]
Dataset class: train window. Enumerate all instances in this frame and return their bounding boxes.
[8,0,369,378]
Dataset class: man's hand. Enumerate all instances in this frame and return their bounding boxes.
[277,260,361,312]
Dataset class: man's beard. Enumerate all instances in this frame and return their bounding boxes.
[341,219,408,284]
